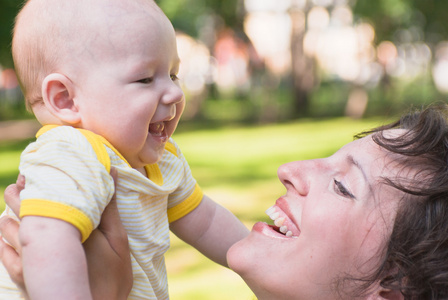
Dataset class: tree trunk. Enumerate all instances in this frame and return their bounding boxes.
[289,7,315,117]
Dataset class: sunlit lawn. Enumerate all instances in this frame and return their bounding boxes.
[0,117,384,299]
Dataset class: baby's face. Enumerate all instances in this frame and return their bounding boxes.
[71,3,185,170]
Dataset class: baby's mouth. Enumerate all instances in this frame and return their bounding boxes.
[265,206,301,238]
[149,121,166,137]
[148,121,169,143]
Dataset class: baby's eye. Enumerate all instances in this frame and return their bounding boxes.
[170,74,179,81]
[137,77,153,84]
[334,179,355,199]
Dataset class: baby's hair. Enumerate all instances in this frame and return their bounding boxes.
[12,0,71,109]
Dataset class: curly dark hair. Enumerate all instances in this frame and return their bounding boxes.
[352,103,448,299]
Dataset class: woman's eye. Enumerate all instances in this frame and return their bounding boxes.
[137,77,153,84]
[334,179,355,199]
[170,74,179,81]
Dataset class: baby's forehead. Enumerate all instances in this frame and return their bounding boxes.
[18,0,161,35]
[17,0,163,60]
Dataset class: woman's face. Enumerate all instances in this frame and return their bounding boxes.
[227,132,406,299]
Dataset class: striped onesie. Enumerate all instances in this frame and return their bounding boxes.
[0,125,203,299]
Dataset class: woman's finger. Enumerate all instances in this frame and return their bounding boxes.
[15,175,25,191]
[0,238,26,296]
[0,239,23,286]
[0,216,20,253]
[84,167,133,299]
[4,175,26,217]
[98,168,129,256]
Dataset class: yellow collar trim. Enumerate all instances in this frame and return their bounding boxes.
[37,125,129,167]
[37,125,166,185]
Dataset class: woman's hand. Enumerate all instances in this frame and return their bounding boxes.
[0,174,26,298]
[0,169,133,300]
[84,168,133,300]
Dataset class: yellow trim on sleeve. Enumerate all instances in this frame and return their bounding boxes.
[20,199,94,243]
[167,184,203,223]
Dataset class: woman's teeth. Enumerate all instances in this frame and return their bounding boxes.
[265,206,294,237]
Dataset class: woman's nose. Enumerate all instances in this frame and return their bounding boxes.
[277,161,312,196]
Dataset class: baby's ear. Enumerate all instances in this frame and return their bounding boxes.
[41,73,81,124]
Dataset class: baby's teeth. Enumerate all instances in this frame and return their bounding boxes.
[274,217,285,227]
[286,231,293,237]
[279,226,288,234]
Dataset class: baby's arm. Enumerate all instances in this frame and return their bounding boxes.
[20,216,92,300]
[169,195,249,267]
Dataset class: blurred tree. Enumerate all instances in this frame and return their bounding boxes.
[353,0,448,115]
[0,0,21,67]
[1,0,247,67]
[157,0,245,38]
[353,0,448,45]
[290,3,316,117]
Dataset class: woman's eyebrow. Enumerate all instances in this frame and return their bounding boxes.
[347,154,373,194]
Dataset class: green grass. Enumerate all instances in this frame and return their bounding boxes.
[0,117,384,299]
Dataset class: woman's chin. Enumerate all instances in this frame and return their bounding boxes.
[226,237,245,273]
[227,223,270,274]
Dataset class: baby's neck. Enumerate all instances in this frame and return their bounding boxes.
[135,167,147,177]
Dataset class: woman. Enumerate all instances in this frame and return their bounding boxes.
[1,104,448,299]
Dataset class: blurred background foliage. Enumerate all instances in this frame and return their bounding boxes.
[1,0,448,123]
[1,0,448,298]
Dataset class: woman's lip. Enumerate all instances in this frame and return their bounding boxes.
[252,222,294,240]
[275,197,300,230]
[264,197,301,237]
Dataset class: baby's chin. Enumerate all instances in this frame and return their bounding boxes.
[139,148,165,166]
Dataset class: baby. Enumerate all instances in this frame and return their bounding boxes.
[0,0,248,299]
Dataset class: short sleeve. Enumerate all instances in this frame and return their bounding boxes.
[19,126,114,242]
[165,139,203,223]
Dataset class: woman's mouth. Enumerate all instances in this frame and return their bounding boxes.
[265,205,301,238]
